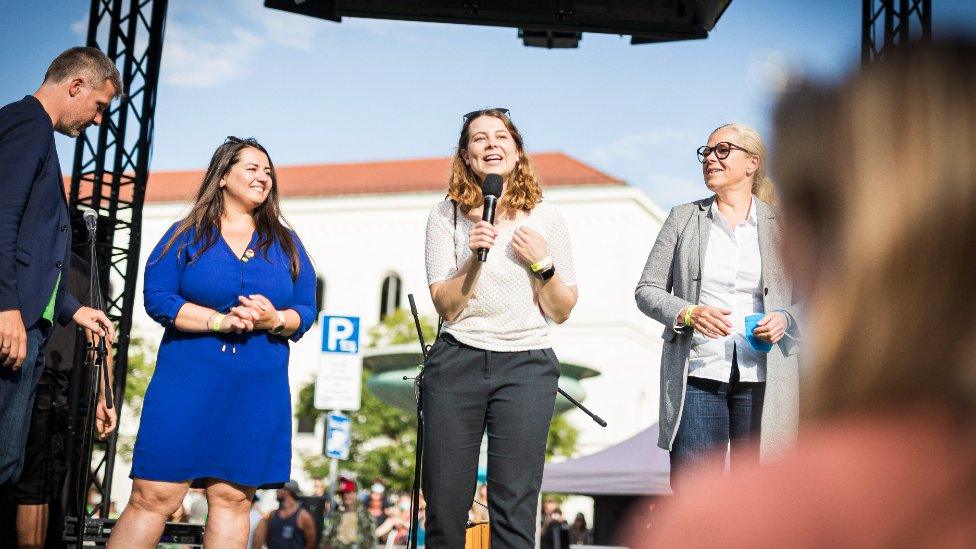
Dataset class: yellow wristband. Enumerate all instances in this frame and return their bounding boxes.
[211,313,225,332]
[683,306,697,328]
[530,256,553,273]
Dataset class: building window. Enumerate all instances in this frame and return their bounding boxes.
[315,275,326,323]
[379,273,402,320]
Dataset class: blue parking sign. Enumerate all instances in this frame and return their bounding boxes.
[321,315,359,354]
[325,412,351,460]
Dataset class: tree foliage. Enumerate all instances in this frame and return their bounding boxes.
[117,336,157,460]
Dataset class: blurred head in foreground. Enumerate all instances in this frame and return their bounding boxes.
[637,39,976,548]
[775,40,976,421]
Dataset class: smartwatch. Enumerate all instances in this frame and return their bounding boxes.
[533,264,556,281]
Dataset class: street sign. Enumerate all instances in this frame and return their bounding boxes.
[314,354,362,411]
[315,314,362,411]
[321,315,360,354]
[325,412,351,460]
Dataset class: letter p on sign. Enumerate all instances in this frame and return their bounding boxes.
[321,315,360,354]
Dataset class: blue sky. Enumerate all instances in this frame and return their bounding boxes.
[2,1,974,208]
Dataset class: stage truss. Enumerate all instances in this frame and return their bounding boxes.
[66,0,168,520]
[862,0,931,67]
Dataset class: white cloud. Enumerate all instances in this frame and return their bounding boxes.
[262,15,321,50]
[162,24,261,88]
[233,0,322,50]
[591,127,697,163]
[70,14,88,39]
[160,0,327,88]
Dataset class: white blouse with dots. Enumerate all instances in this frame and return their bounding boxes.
[425,199,577,352]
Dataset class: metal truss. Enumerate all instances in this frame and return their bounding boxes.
[862,0,932,67]
[67,0,168,520]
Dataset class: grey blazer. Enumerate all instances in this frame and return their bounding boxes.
[635,195,800,462]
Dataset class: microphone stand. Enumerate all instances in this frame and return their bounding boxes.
[403,293,607,549]
[71,213,114,547]
[405,294,428,549]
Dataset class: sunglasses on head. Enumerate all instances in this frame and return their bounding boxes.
[462,108,511,122]
[225,136,261,146]
[697,141,753,163]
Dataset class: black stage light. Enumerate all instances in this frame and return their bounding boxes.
[519,29,582,49]
[264,0,734,47]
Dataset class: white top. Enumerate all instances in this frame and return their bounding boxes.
[687,199,766,382]
[425,199,577,352]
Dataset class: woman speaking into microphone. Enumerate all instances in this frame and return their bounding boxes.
[423,108,578,548]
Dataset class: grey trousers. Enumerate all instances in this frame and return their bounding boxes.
[421,332,559,549]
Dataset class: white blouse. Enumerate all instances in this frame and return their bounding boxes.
[687,199,767,383]
[425,199,576,352]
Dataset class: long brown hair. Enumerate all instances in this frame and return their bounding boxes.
[158,137,301,279]
[447,109,543,213]
[774,41,976,422]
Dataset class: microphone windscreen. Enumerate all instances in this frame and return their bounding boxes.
[482,174,503,198]
[82,208,97,229]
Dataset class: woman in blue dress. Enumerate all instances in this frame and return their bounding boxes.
[108,137,316,548]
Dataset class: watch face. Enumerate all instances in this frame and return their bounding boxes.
[536,265,556,280]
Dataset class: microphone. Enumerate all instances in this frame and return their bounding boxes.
[82,208,98,235]
[478,174,503,262]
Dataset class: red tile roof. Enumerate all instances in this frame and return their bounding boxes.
[126,151,623,203]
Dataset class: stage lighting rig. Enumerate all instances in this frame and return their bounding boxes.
[264,0,733,48]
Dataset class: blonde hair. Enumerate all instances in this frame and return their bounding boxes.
[713,123,776,206]
[447,109,543,213]
[774,42,976,422]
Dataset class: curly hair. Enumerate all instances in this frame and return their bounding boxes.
[447,109,543,213]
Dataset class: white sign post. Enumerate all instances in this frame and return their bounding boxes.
[315,315,362,490]
[314,315,363,412]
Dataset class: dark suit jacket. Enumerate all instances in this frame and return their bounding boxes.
[0,95,81,327]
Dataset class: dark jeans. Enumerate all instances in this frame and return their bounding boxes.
[421,333,559,549]
[670,352,765,492]
[0,325,48,485]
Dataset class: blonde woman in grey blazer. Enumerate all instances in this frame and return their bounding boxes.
[635,124,800,490]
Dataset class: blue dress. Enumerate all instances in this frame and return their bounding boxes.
[132,223,316,488]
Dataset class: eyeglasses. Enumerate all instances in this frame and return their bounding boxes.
[462,108,511,121]
[697,142,753,163]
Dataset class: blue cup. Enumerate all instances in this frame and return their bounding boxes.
[745,313,774,353]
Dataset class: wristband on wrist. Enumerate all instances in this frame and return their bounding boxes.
[530,256,553,273]
[210,313,226,333]
[683,306,697,328]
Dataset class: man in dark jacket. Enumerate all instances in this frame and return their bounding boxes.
[0,47,120,486]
